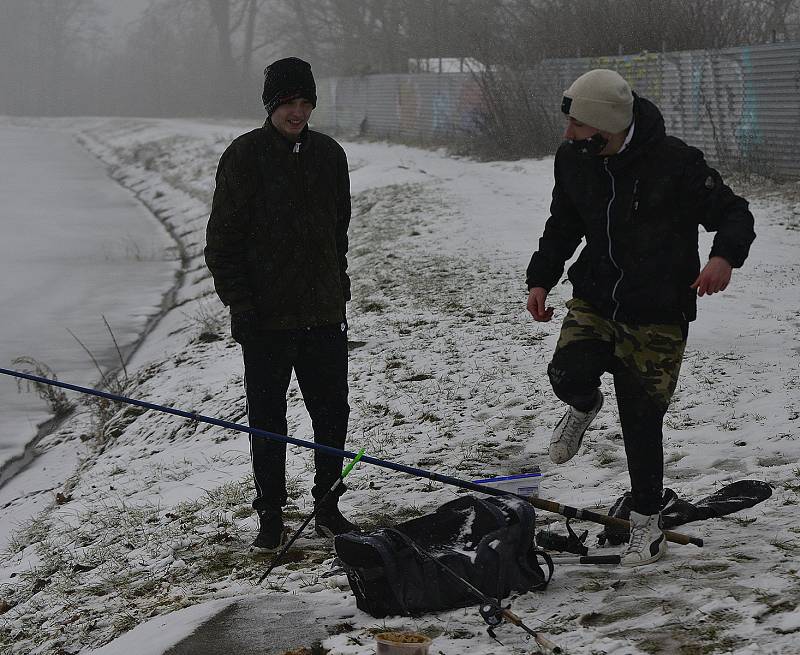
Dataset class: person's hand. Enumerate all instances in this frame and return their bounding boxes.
[230,309,260,343]
[691,256,733,297]
[527,287,554,321]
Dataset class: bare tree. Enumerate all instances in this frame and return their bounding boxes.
[0,0,101,115]
[114,0,274,116]
[493,0,798,61]
[207,0,269,113]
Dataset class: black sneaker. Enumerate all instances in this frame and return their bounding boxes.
[315,504,359,538]
[251,510,286,552]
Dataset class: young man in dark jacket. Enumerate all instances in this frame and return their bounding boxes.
[205,57,356,551]
[526,69,755,566]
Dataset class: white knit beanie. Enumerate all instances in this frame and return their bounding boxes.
[563,69,633,133]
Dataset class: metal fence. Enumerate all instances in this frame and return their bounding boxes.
[313,41,800,178]
[314,73,482,142]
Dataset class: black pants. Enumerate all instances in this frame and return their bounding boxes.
[242,323,349,512]
[548,341,669,516]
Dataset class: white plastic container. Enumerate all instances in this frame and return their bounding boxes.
[472,470,542,498]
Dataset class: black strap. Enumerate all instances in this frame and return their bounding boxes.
[481,496,513,525]
[362,531,410,614]
[531,548,554,589]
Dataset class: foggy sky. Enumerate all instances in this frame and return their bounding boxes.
[2,0,798,119]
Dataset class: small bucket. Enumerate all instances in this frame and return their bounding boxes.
[374,631,432,655]
[472,470,542,499]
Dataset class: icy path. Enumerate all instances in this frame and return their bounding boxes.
[0,125,179,470]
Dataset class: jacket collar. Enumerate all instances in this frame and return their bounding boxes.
[606,94,665,170]
[262,118,312,153]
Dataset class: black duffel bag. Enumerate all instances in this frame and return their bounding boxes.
[334,494,552,617]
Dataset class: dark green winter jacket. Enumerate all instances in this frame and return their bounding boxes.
[526,96,756,325]
[205,121,351,331]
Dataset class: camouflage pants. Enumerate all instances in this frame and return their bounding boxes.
[548,298,687,514]
[554,298,686,410]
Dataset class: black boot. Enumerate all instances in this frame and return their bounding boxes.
[251,509,286,552]
[315,502,359,538]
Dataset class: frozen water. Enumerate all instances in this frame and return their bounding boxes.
[0,125,178,468]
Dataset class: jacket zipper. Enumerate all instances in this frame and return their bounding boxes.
[604,158,624,320]
[291,141,306,212]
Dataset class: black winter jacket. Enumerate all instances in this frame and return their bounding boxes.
[526,96,755,325]
[205,121,350,330]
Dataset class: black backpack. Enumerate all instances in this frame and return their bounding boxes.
[334,494,553,617]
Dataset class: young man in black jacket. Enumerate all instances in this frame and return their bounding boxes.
[205,57,357,551]
[526,69,755,566]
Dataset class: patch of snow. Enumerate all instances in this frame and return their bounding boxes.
[82,597,235,655]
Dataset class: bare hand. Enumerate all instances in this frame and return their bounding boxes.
[691,256,733,297]
[527,287,554,321]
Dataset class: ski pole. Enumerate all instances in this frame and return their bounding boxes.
[529,496,703,548]
[257,448,365,584]
[0,368,705,548]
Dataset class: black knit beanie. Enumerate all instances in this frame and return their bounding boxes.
[262,57,317,115]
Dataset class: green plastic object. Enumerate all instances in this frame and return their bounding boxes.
[342,448,365,478]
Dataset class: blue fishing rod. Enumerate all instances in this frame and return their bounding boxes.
[0,366,506,498]
[0,366,703,547]
[0,367,565,648]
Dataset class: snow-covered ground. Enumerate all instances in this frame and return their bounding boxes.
[0,124,178,473]
[0,117,798,655]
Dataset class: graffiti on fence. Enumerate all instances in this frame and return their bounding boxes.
[398,79,419,135]
[456,78,484,133]
[583,49,763,164]
[734,48,763,158]
[432,90,453,136]
[683,49,763,163]
[318,42,797,176]
[405,77,485,138]
[591,51,664,103]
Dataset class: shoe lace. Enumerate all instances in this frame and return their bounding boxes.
[562,407,587,441]
[626,524,647,552]
[625,516,657,554]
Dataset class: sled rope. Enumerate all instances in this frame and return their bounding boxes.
[0,367,703,547]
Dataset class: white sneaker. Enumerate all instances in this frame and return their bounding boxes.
[549,392,603,464]
[620,511,667,567]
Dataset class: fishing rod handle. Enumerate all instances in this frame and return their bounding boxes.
[529,497,704,547]
[500,610,562,654]
[663,528,703,547]
[534,632,562,655]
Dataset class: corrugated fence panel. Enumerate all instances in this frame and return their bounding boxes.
[315,73,483,143]
[544,42,800,177]
[314,42,800,178]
